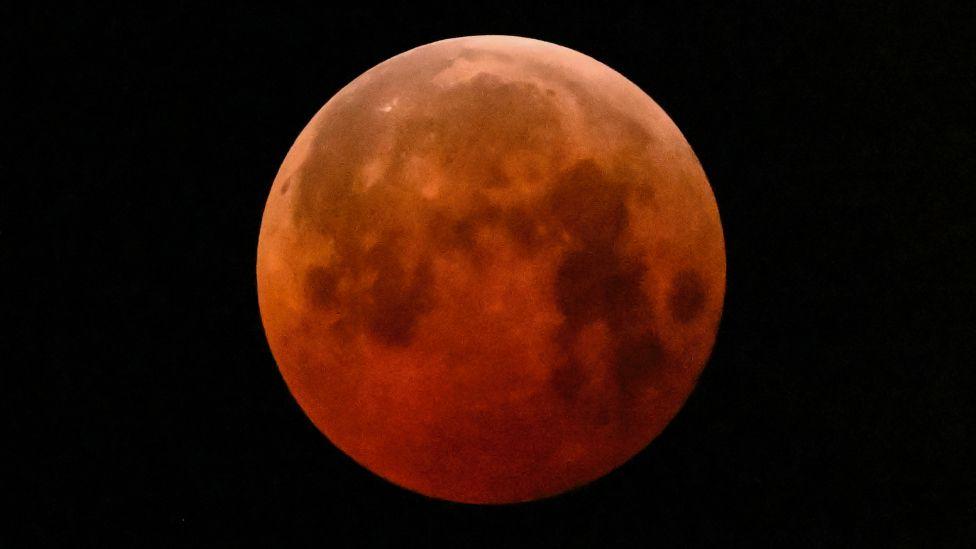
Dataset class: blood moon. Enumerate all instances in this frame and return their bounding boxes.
[257,36,725,504]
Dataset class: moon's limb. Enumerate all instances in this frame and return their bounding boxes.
[257,36,725,503]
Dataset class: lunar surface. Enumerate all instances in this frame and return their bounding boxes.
[257,36,725,503]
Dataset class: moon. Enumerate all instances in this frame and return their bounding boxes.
[257,36,725,504]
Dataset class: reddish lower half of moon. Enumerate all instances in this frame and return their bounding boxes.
[257,35,725,503]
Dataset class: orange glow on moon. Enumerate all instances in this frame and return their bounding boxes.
[257,36,725,504]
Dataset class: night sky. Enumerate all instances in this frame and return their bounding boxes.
[9,2,973,546]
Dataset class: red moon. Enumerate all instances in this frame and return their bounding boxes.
[257,36,725,504]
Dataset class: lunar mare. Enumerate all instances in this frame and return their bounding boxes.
[257,36,725,503]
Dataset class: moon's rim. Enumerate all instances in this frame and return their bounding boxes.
[255,34,726,505]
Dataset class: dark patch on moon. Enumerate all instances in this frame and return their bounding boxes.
[480,163,512,189]
[546,159,663,412]
[303,231,435,348]
[504,206,542,251]
[615,330,666,394]
[547,159,629,249]
[550,355,585,402]
[428,200,507,269]
[304,266,339,308]
[669,269,706,323]
[362,237,435,347]
[633,181,655,204]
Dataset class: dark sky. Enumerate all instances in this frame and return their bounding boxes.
[8,2,974,546]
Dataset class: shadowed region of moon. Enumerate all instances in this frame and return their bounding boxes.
[257,35,725,504]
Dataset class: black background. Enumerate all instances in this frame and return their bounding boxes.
[9,2,974,546]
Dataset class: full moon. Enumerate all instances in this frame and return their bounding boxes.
[257,36,725,504]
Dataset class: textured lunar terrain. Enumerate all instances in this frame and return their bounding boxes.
[257,36,725,503]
